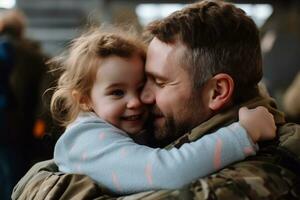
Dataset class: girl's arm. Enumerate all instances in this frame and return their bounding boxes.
[54,116,256,195]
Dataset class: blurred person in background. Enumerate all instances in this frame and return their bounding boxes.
[0,9,50,199]
[0,9,18,200]
[261,1,300,115]
[283,72,300,123]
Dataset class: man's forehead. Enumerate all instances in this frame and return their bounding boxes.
[145,37,185,77]
[148,37,186,59]
[148,38,173,58]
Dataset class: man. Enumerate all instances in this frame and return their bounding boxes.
[12,1,300,199]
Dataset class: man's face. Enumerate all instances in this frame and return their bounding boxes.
[141,38,210,143]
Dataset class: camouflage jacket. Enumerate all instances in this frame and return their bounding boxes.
[12,96,300,200]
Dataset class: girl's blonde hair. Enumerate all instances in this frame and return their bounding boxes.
[49,26,146,127]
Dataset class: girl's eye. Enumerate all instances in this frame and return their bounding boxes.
[111,89,124,97]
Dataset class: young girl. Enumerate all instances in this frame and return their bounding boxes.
[52,27,275,195]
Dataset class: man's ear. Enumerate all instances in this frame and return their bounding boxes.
[72,90,91,111]
[207,73,234,111]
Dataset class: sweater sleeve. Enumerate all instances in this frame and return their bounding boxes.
[54,117,256,195]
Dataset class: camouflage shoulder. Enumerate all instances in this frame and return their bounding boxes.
[119,160,300,200]
[189,160,299,199]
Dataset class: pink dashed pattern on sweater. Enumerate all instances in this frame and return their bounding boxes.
[145,162,153,186]
[214,138,222,170]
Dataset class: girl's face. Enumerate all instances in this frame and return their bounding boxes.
[88,55,147,135]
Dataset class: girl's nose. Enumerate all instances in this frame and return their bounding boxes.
[127,96,143,109]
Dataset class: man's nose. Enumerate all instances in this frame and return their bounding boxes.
[141,82,155,104]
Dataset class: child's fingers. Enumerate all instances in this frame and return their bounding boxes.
[259,108,277,139]
[238,106,249,116]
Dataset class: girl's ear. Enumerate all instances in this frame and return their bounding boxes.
[72,90,91,111]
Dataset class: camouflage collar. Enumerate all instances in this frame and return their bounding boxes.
[167,95,285,149]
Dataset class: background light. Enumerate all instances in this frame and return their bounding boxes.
[136,3,273,28]
[0,0,16,9]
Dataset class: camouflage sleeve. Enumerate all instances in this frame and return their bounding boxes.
[11,160,115,200]
[12,156,300,200]
[118,159,300,200]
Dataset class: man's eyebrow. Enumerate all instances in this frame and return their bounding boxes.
[146,71,168,81]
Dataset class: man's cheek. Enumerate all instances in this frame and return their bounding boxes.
[154,116,165,128]
[156,97,169,114]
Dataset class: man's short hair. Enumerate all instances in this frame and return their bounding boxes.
[144,0,262,103]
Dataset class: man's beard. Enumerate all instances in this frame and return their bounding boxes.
[154,115,191,147]
[151,95,203,147]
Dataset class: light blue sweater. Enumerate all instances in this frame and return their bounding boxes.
[54,112,257,194]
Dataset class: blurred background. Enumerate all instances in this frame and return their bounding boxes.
[0,0,299,199]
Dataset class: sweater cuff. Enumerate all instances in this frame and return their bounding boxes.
[233,122,259,156]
